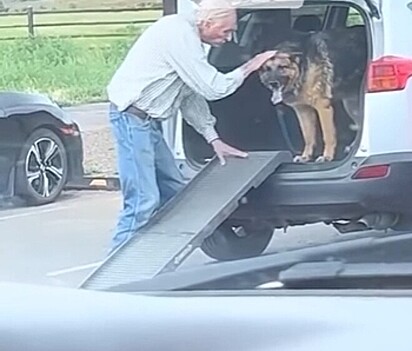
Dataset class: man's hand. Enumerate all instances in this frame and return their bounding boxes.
[241,50,278,78]
[210,139,248,165]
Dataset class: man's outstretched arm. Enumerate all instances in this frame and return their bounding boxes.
[163,22,277,101]
[180,92,247,165]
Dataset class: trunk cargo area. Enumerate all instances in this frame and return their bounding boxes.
[182,2,370,171]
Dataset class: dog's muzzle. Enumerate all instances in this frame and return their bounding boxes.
[265,80,284,105]
[268,81,281,90]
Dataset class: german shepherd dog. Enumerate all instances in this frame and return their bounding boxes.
[258,26,367,162]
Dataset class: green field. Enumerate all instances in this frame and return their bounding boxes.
[0,6,364,106]
[2,0,160,12]
[0,9,161,38]
[0,8,160,105]
[0,36,139,105]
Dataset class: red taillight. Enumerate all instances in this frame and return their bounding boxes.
[352,164,390,180]
[59,124,80,136]
[367,56,412,93]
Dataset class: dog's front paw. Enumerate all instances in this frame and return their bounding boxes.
[293,155,312,163]
[315,155,333,163]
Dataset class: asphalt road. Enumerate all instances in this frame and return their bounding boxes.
[0,103,384,290]
[0,191,116,287]
[64,102,110,132]
[0,186,371,289]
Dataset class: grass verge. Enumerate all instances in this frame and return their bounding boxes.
[0,34,141,106]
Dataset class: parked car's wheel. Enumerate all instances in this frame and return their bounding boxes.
[15,128,68,206]
[201,221,274,261]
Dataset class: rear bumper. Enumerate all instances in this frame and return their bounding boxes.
[237,152,412,225]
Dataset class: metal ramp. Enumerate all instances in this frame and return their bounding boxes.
[80,151,292,291]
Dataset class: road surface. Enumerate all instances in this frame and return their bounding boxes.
[0,187,372,289]
[0,103,383,290]
[64,103,110,132]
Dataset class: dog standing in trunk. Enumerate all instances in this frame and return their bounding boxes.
[258,26,367,162]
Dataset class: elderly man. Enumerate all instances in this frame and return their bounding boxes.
[106,0,276,253]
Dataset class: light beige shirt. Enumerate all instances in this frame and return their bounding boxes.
[107,12,245,142]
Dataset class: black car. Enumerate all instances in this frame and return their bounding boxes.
[0,91,84,206]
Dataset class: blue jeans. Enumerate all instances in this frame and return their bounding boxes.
[108,103,186,253]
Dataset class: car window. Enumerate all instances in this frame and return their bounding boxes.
[291,5,328,31]
[235,4,330,52]
[4,0,412,323]
[234,12,252,43]
[346,6,365,26]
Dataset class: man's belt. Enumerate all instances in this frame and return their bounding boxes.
[124,105,149,120]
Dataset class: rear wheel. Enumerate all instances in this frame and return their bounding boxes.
[200,221,274,261]
[15,128,68,206]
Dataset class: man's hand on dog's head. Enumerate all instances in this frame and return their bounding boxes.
[241,50,278,78]
[210,139,248,166]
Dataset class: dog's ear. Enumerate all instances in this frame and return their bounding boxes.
[294,54,302,65]
[290,51,303,65]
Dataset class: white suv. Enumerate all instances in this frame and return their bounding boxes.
[163,0,412,260]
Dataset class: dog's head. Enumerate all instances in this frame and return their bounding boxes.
[258,42,303,105]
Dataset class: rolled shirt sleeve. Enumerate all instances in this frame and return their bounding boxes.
[180,92,219,143]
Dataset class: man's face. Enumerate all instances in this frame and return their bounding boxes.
[199,12,237,46]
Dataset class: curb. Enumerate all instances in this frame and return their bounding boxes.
[65,176,120,191]
[64,160,197,193]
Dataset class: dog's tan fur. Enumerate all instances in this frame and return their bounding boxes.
[260,50,336,162]
[258,27,367,162]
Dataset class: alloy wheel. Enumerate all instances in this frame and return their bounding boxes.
[25,137,65,198]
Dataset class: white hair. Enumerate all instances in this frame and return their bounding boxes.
[194,0,236,23]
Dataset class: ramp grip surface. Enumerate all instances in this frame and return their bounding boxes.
[80,151,292,291]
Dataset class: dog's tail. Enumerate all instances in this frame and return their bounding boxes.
[307,33,334,99]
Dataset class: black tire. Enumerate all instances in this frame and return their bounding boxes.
[15,128,68,206]
[200,222,274,261]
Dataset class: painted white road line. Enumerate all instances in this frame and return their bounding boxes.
[0,192,120,221]
[46,261,103,277]
[0,205,69,221]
